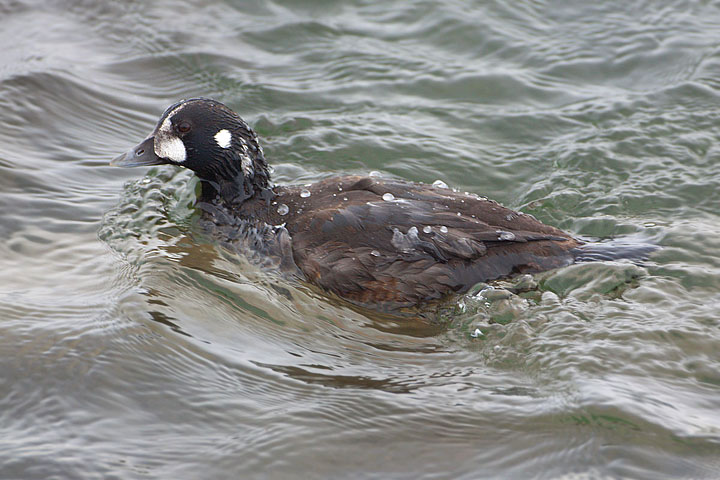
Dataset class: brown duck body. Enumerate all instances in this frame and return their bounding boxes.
[113,98,585,310]
[204,174,580,308]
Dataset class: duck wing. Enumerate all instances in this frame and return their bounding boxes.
[282,176,578,306]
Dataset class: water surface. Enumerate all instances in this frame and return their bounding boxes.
[1,0,720,478]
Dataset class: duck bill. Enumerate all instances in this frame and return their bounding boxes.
[111,136,165,167]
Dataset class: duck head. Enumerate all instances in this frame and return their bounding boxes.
[112,98,271,204]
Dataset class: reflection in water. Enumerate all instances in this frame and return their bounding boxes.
[254,362,418,393]
[148,307,190,338]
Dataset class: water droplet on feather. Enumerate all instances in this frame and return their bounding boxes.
[497,230,515,241]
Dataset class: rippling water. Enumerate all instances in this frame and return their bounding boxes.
[2,0,720,478]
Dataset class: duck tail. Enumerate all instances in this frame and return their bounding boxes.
[572,237,659,264]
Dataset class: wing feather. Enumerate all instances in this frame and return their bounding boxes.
[283,176,576,305]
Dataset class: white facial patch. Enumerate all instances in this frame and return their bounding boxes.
[154,105,187,163]
[154,133,186,163]
[214,129,232,149]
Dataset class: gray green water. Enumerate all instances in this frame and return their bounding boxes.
[2,0,720,478]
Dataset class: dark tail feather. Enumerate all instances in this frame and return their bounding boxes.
[572,238,659,264]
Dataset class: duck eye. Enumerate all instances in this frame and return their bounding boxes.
[177,121,191,134]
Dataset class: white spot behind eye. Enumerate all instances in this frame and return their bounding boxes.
[215,129,232,149]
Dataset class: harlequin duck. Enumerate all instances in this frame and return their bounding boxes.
[111,98,644,309]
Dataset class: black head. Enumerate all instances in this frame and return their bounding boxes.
[113,98,271,203]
